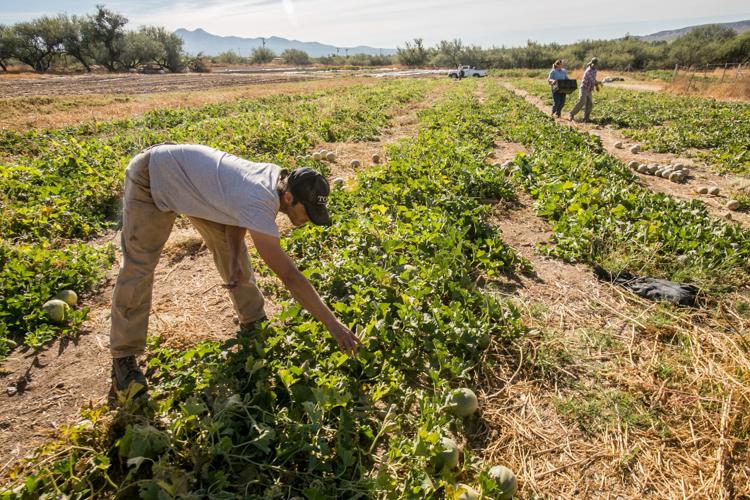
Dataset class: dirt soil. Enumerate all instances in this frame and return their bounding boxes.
[0,82,448,477]
[0,77,371,132]
[502,82,750,229]
[0,71,325,98]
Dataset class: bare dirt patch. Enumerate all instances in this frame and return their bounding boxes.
[605,81,664,92]
[474,136,749,497]
[0,82,446,477]
[502,82,750,229]
[0,77,366,132]
[0,71,324,98]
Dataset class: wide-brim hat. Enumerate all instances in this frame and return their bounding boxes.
[589,57,599,66]
[287,167,332,226]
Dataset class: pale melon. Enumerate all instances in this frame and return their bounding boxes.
[54,289,78,307]
[43,299,69,323]
[488,465,518,500]
[446,388,479,417]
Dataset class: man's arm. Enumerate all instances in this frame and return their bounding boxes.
[248,229,362,356]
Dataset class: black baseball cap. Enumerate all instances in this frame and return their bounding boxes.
[287,167,332,226]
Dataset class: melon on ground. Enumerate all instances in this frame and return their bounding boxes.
[488,465,518,500]
[433,437,459,471]
[43,299,69,323]
[445,388,479,417]
[54,289,78,307]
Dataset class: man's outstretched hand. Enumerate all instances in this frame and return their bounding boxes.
[328,321,362,357]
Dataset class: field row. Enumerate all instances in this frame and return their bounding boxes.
[511,78,750,175]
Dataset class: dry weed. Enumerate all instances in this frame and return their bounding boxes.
[472,280,749,498]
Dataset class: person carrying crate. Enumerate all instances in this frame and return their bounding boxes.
[548,59,570,118]
[569,57,601,122]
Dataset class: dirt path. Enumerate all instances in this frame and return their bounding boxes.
[0,82,449,476]
[501,82,750,229]
[472,141,747,497]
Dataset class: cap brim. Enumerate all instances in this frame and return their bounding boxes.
[304,203,332,226]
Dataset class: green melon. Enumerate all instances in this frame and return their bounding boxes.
[434,437,459,471]
[446,388,479,417]
[54,289,78,307]
[43,299,69,323]
[488,465,517,499]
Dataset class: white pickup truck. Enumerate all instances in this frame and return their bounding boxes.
[448,65,488,78]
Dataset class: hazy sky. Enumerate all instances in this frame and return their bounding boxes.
[2,0,749,48]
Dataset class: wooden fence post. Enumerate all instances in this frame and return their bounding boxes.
[672,63,679,81]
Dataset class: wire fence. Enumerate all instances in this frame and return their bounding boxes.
[672,63,747,85]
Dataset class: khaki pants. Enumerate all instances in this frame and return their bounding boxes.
[110,150,266,358]
[569,89,594,121]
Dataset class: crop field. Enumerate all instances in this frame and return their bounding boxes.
[512,78,750,175]
[1,75,749,498]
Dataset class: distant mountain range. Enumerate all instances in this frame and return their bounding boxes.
[638,19,750,42]
[175,28,396,57]
[176,19,750,58]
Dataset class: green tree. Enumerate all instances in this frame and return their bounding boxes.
[215,51,245,64]
[367,53,395,66]
[397,38,430,66]
[11,16,66,72]
[723,30,750,63]
[669,25,737,66]
[281,48,310,65]
[0,24,17,71]
[59,14,93,71]
[250,46,275,64]
[119,29,162,70]
[142,26,184,72]
[430,39,465,67]
[83,5,128,71]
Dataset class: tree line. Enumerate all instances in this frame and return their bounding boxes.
[0,5,187,73]
[1,6,748,73]
[0,5,398,73]
[398,26,750,70]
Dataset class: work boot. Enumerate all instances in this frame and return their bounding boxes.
[111,355,148,396]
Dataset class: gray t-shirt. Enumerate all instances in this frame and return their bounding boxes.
[148,144,281,237]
